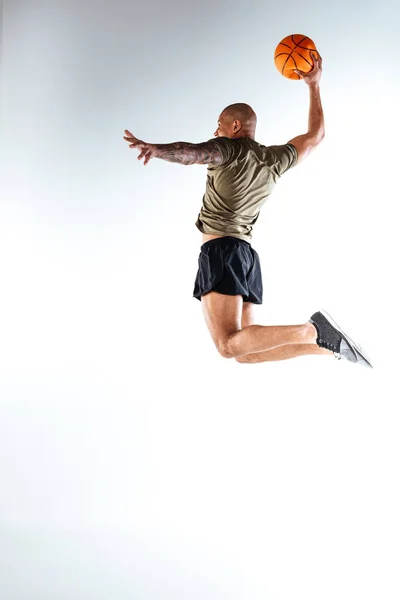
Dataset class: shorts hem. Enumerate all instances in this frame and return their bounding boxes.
[193,289,262,304]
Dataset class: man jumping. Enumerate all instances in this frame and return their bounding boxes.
[123,53,372,368]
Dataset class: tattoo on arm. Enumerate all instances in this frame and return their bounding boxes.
[152,141,223,166]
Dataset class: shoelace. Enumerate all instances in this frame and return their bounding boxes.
[318,338,338,353]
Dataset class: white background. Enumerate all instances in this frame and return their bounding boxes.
[1,0,399,598]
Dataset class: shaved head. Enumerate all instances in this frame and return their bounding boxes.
[215,103,257,139]
[222,103,257,128]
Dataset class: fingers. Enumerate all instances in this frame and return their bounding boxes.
[141,150,151,166]
[294,50,322,78]
[310,50,322,66]
[123,130,152,165]
[124,130,139,145]
[137,148,149,162]
[136,147,152,165]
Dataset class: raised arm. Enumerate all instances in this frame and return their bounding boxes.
[287,52,325,164]
[123,131,223,166]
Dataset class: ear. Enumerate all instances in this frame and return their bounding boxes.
[233,119,242,132]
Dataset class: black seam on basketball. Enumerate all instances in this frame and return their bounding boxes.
[275,52,292,58]
[291,55,301,79]
[296,45,316,50]
[281,53,291,75]
[282,35,308,75]
[291,35,308,50]
[293,50,313,67]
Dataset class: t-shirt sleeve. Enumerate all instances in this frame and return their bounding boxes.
[205,137,239,166]
[266,143,298,176]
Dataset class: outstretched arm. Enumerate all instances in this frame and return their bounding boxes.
[123,130,223,166]
[287,52,325,163]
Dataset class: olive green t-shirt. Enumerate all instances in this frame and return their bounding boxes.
[195,137,298,241]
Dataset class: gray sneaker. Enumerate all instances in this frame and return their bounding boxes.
[310,310,373,368]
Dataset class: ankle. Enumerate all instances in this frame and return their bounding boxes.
[303,321,318,344]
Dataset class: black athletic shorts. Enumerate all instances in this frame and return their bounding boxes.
[193,236,263,304]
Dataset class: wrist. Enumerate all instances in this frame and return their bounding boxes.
[151,143,160,158]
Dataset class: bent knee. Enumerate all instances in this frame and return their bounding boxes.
[217,345,236,359]
[215,337,236,359]
[235,354,253,364]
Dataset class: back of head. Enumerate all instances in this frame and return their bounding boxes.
[222,103,257,137]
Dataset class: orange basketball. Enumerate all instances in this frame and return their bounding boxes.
[274,34,319,80]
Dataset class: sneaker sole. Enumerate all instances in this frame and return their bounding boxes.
[320,309,373,369]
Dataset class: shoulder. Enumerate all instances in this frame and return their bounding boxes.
[263,143,298,169]
[203,137,241,167]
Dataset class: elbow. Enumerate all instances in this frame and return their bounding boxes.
[311,129,325,147]
[317,123,325,143]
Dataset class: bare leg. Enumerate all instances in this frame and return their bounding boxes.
[201,292,318,359]
[237,304,331,362]
[235,343,331,363]
[227,322,317,356]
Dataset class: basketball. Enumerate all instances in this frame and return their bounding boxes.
[274,34,319,80]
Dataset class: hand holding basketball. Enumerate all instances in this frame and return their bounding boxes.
[274,34,321,80]
[294,52,323,85]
